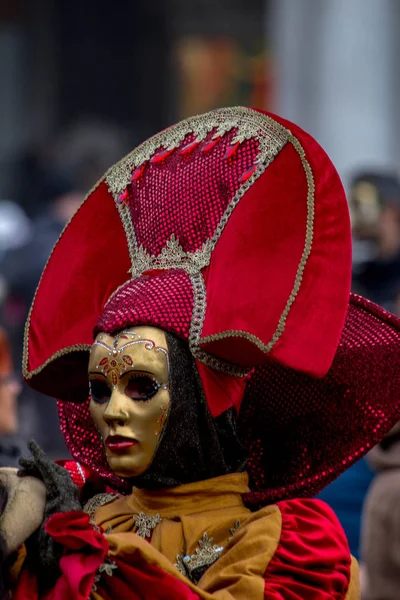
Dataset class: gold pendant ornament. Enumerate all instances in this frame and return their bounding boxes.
[133,511,162,538]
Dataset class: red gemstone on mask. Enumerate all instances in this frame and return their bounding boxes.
[99,357,108,366]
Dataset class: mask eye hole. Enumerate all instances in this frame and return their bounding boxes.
[90,380,111,405]
[125,375,160,402]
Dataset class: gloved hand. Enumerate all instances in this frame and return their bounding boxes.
[18,441,82,589]
[18,440,81,517]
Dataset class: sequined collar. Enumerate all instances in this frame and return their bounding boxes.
[127,472,249,518]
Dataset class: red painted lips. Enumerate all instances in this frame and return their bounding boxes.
[105,435,138,451]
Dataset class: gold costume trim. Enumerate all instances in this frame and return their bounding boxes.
[189,273,249,377]
[22,178,104,379]
[105,107,287,198]
[23,108,314,382]
[106,107,288,279]
[198,131,315,356]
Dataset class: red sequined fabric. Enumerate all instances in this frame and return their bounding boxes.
[58,294,400,501]
[127,131,258,255]
[243,294,400,504]
[96,270,193,338]
[58,397,128,492]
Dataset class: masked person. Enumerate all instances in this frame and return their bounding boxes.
[2,107,400,599]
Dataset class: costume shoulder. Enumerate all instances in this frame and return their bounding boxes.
[264,498,359,599]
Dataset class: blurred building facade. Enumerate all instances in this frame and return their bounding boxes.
[271,0,400,187]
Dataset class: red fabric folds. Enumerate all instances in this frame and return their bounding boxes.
[264,499,352,599]
[96,554,200,600]
[14,511,108,600]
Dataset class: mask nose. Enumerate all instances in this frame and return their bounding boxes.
[102,392,130,428]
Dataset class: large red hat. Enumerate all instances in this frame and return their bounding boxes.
[23,107,400,501]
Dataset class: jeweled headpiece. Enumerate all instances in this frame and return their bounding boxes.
[23,107,400,502]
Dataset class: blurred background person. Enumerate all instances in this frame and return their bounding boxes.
[0,327,21,467]
[318,171,400,570]
[351,173,400,313]
[361,422,400,599]
[0,120,127,457]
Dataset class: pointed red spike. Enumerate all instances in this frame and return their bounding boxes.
[131,162,146,182]
[150,148,175,164]
[239,163,259,183]
[202,137,221,153]
[224,141,240,160]
[180,140,200,155]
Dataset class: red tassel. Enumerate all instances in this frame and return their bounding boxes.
[239,163,259,183]
[131,163,146,182]
[150,148,175,164]
[180,140,200,155]
[202,137,221,153]
[224,141,240,159]
[117,188,129,204]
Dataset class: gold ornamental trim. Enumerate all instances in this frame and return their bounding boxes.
[105,107,287,198]
[106,107,288,279]
[22,178,104,380]
[198,130,315,356]
[23,108,315,382]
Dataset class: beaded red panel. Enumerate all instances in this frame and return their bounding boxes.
[96,269,193,338]
[124,130,258,255]
[242,295,400,504]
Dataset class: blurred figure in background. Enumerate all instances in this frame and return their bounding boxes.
[318,171,400,564]
[351,172,400,312]
[0,119,127,457]
[361,422,400,599]
[0,327,21,467]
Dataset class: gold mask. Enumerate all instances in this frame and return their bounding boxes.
[89,326,170,478]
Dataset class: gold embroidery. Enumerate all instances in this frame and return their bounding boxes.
[105,107,287,198]
[175,532,224,584]
[22,177,104,380]
[189,273,249,377]
[83,492,119,518]
[106,108,288,281]
[129,235,213,279]
[133,511,162,538]
[23,109,314,382]
[198,131,315,356]
[116,201,138,274]
[23,344,91,380]
[92,557,118,591]
[229,520,241,540]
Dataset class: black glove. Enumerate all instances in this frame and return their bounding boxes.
[18,441,82,590]
[18,440,81,517]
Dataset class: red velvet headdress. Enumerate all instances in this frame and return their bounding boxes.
[23,107,400,502]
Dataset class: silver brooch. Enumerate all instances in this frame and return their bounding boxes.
[92,558,118,591]
[175,533,224,584]
[133,511,162,538]
[83,492,119,518]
